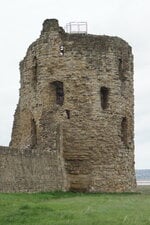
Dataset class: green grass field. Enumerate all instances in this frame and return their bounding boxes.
[0,188,150,225]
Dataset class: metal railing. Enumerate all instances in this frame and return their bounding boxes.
[65,22,88,34]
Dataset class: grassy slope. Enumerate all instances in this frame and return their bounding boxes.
[0,191,150,225]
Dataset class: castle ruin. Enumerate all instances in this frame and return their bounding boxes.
[0,19,136,192]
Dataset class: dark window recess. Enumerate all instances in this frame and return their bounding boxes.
[31,118,37,147]
[32,56,38,84]
[100,87,109,110]
[52,81,64,105]
[118,58,123,74]
[121,117,128,146]
[66,110,70,119]
[118,58,126,82]
[118,58,126,96]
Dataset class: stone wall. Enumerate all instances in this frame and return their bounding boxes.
[0,146,67,192]
[0,19,136,192]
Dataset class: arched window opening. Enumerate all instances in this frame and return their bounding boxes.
[31,118,37,147]
[121,117,128,146]
[52,81,64,106]
[100,87,109,110]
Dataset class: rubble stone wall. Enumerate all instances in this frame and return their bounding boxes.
[0,146,67,192]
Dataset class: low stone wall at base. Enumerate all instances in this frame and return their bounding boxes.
[0,146,65,192]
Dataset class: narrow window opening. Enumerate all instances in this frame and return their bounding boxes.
[100,87,109,110]
[60,45,64,55]
[31,118,37,147]
[118,58,123,75]
[32,56,38,86]
[118,58,126,82]
[52,81,64,105]
[66,110,70,119]
[118,58,126,95]
[121,117,128,146]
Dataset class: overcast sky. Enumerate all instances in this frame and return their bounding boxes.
[0,0,149,169]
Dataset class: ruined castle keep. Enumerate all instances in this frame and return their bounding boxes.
[0,19,136,192]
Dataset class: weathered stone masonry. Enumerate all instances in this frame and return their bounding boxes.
[0,19,136,192]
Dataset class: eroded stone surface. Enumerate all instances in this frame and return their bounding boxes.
[0,19,136,192]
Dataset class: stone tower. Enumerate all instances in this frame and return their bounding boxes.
[9,19,136,192]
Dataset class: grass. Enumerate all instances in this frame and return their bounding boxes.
[0,188,150,225]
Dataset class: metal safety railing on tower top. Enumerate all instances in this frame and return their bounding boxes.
[65,22,88,34]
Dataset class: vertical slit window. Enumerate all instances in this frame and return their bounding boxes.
[121,117,128,146]
[52,81,64,106]
[118,58,123,76]
[118,58,126,95]
[100,87,109,110]
[31,118,37,147]
[118,58,126,82]
[32,56,38,86]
